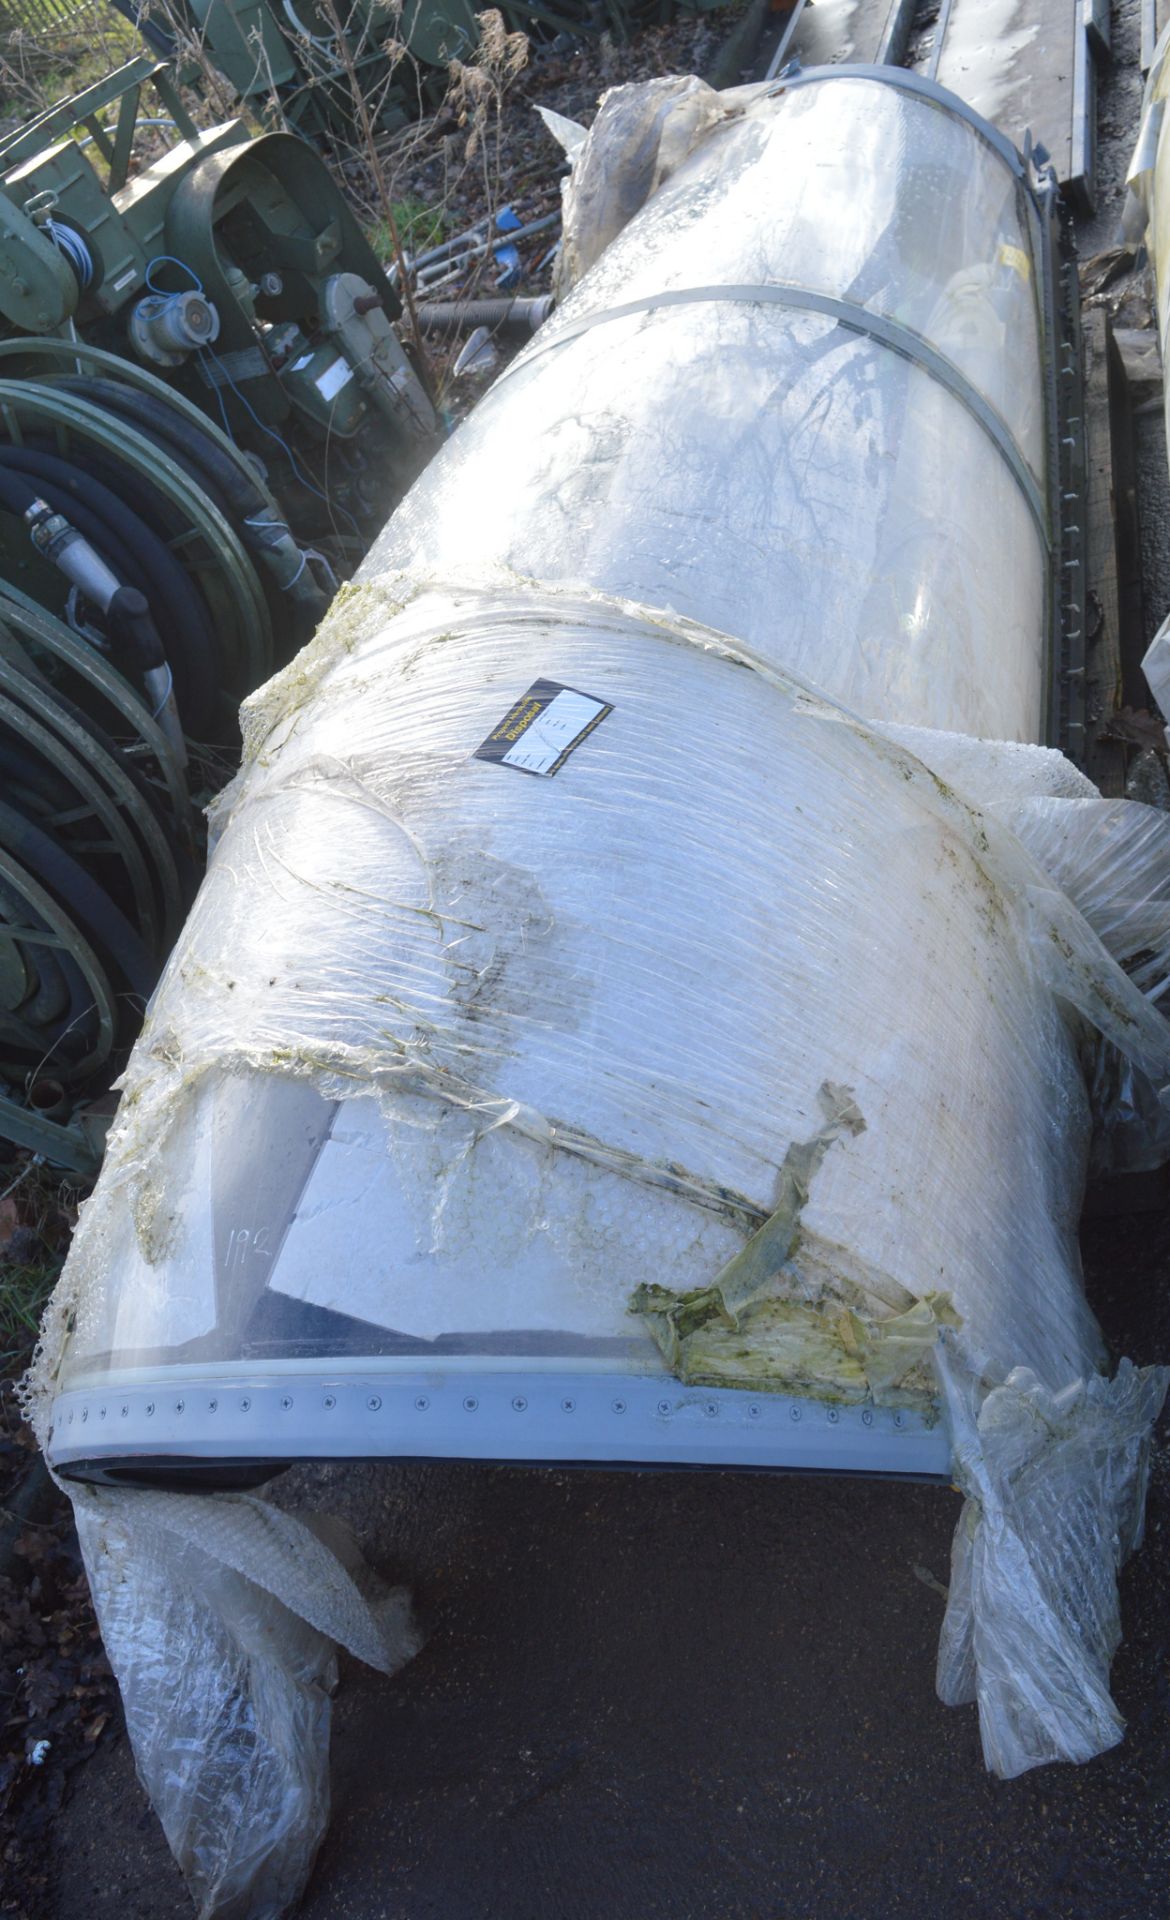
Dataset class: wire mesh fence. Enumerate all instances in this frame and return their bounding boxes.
[0,0,92,30]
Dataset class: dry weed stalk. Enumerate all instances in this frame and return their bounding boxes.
[447,7,528,274]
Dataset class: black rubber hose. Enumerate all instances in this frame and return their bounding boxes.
[6,433,219,620]
[0,875,94,1070]
[7,653,180,841]
[13,435,231,712]
[5,673,195,931]
[0,732,74,810]
[108,587,165,673]
[53,390,232,518]
[0,445,191,622]
[17,436,214,592]
[52,377,267,521]
[48,381,319,624]
[0,448,218,735]
[0,799,156,1005]
[0,460,147,603]
[0,732,140,938]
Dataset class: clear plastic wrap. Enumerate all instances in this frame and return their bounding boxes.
[551,75,743,296]
[28,66,1170,1920]
[935,1338,1167,1779]
[375,76,1048,741]
[69,1485,420,1920]
[35,587,1170,1399]
[35,584,1170,1793]
[543,72,1045,471]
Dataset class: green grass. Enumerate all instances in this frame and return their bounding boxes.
[369,195,449,261]
[0,6,140,132]
[0,1257,60,1374]
[0,1156,78,1377]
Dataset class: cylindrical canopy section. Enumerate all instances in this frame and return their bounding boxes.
[370,72,1051,740]
[38,72,1085,1484]
[376,303,1047,740]
[557,70,1047,482]
[45,591,1121,1482]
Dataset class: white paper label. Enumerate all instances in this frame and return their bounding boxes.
[315,356,354,402]
[501,689,609,775]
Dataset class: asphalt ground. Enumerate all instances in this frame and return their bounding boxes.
[49,1197,1170,1920]
[48,3,1170,1917]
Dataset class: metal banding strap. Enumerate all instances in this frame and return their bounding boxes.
[770,63,1028,180]
[503,283,1050,548]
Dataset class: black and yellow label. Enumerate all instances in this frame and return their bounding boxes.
[474,678,613,777]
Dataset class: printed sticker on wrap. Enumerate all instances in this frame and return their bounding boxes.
[474,678,613,777]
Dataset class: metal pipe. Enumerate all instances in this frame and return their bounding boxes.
[417,295,554,338]
[397,213,561,284]
[25,499,123,609]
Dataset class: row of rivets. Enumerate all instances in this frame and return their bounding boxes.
[61,1392,911,1430]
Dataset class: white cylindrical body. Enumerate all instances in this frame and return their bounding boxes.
[47,73,1141,1483]
[377,72,1050,738]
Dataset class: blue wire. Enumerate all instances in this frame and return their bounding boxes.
[207,365,233,441]
[197,344,359,537]
[145,253,360,537]
[145,254,203,295]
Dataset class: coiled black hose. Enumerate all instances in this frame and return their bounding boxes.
[3,668,192,923]
[8,438,220,653]
[0,872,93,1063]
[0,799,155,1003]
[50,380,326,640]
[0,448,218,735]
[52,377,266,522]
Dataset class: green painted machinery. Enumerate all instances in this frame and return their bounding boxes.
[121,0,482,140]
[0,55,436,521]
[0,55,440,1169]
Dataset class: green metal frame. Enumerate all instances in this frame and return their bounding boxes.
[0,1092,102,1173]
[0,649,185,947]
[0,337,287,523]
[0,58,198,171]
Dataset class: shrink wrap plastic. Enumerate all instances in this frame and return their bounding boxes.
[380,76,1050,743]
[935,1341,1167,1778]
[31,583,1170,1873]
[28,70,1170,1919]
[550,74,741,296]
[68,1484,420,1920]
